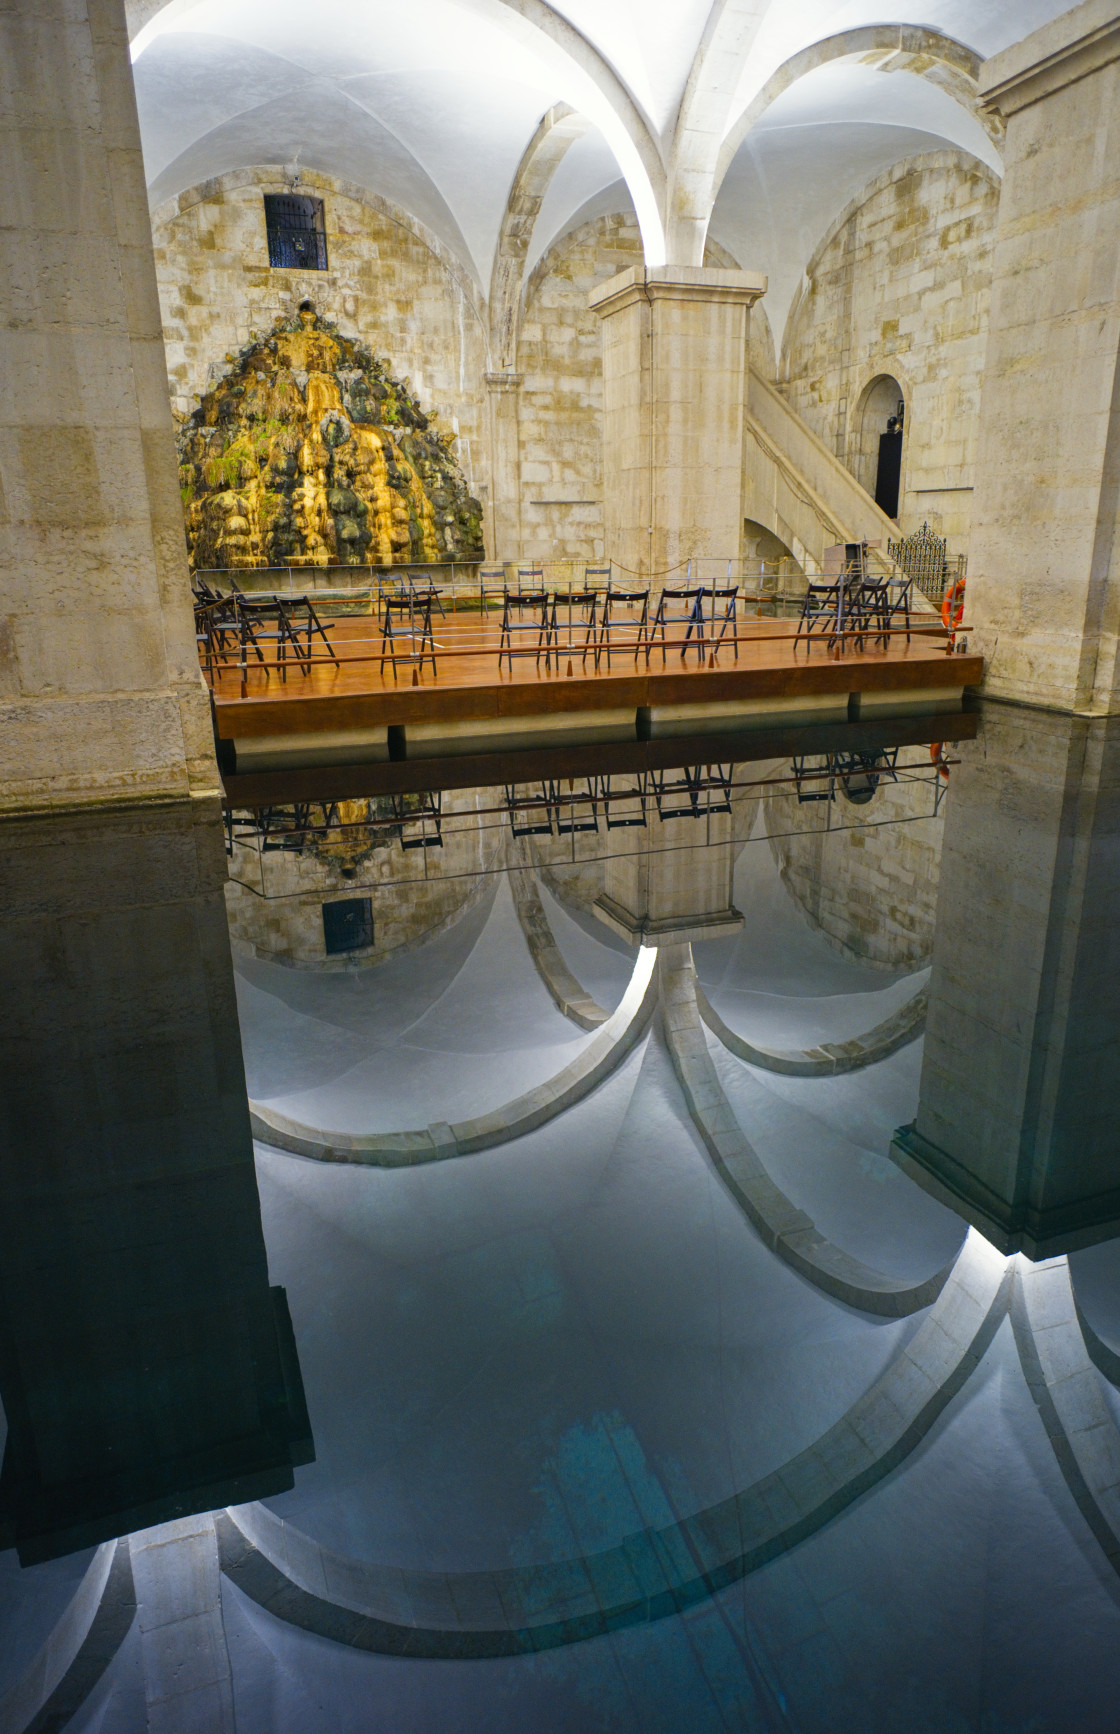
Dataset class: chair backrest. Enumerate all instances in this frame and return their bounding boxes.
[583,567,611,587]
[659,586,703,601]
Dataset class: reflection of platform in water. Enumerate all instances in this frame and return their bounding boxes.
[225,726,963,907]
[210,611,981,786]
[221,702,977,808]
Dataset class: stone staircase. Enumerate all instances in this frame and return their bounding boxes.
[744,370,906,576]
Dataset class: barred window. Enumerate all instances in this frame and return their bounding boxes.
[322,898,373,955]
[264,194,328,270]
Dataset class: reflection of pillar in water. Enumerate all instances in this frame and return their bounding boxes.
[0,802,312,1564]
[892,704,1120,1257]
[594,783,743,946]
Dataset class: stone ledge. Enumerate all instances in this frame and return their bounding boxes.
[660,944,959,1316]
[0,1538,135,1734]
[697,976,927,1076]
[981,0,1120,115]
[1012,1256,1120,1573]
[213,1232,1006,1657]
[250,944,657,1165]
[508,862,610,1030]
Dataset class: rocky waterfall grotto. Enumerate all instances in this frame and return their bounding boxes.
[178,305,483,570]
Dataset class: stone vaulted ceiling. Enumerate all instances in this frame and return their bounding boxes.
[128,0,1079,351]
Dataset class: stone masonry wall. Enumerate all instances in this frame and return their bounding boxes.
[517,215,777,566]
[224,794,498,969]
[151,167,490,506]
[782,152,999,555]
[517,215,642,565]
[765,762,944,970]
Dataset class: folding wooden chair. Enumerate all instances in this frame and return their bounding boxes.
[705,579,740,661]
[236,596,308,682]
[649,583,706,663]
[477,567,507,617]
[498,587,550,671]
[547,587,599,668]
[284,594,339,668]
[598,585,650,669]
[380,587,437,679]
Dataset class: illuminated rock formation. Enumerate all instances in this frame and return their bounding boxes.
[177,304,483,570]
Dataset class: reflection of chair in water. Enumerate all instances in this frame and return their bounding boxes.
[653,765,733,819]
[793,750,899,804]
[504,784,554,838]
[598,585,650,668]
[394,791,443,848]
[600,773,648,828]
[549,778,599,835]
[498,588,550,671]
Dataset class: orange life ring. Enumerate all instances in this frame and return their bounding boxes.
[942,576,966,632]
[930,742,950,781]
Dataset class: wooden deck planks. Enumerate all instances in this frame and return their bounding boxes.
[207,614,982,740]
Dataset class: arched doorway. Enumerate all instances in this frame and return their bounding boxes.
[855,375,905,519]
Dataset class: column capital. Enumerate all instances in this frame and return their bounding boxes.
[588,265,767,319]
[981,0,1120,116]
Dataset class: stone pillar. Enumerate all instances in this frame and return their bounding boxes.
[485,370,523,562]
[968,4,1120,713]
[0,0,214,813]
[589,266,766,580]
[892,703,1120,1257]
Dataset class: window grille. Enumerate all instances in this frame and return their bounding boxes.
[265,194,328,271]
[322,897,373,955]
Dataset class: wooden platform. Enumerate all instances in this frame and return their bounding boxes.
[207,613,983,775]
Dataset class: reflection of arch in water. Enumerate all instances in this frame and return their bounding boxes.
[854,373,906,518]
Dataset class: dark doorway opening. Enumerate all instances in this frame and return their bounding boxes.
[875,412,903,518]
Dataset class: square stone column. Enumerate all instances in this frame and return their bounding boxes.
[590,266,766,581]
[968,4,1120,713]
[485,371,524,561]
[0,0,215,813]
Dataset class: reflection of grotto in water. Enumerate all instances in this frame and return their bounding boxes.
[177,304,484,569]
